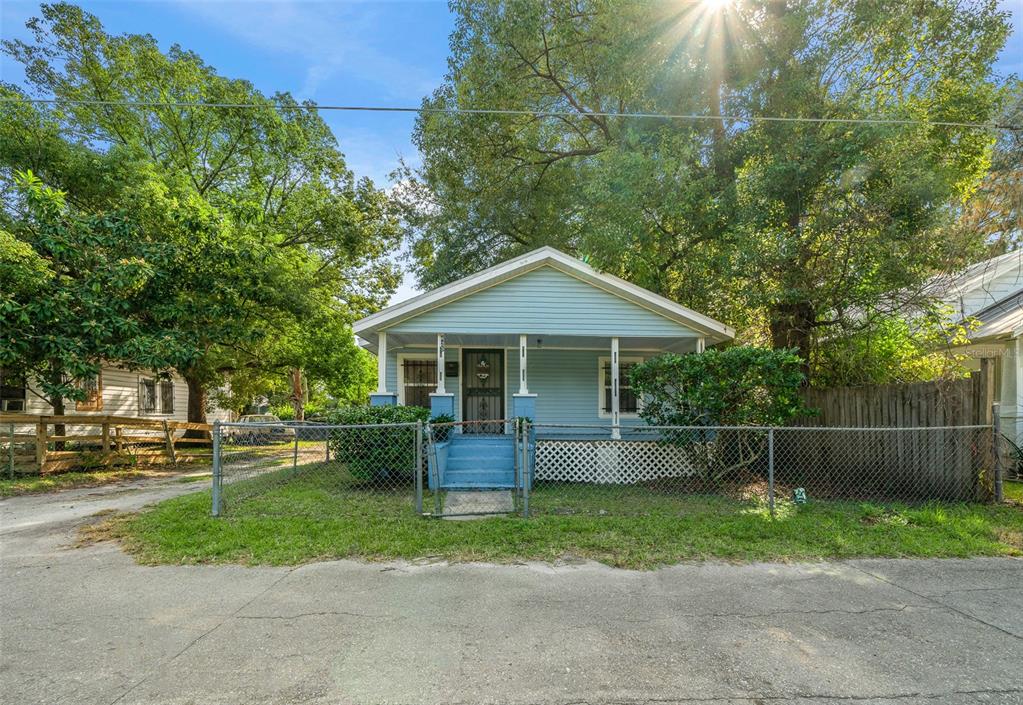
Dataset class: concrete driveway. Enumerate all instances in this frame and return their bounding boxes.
[1,482,1021,705]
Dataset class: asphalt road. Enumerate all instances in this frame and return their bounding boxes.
[1,480,1021,705]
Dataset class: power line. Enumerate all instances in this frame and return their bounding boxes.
[1,97,1018,132]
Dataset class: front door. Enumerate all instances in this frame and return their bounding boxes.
[462,349,504,434]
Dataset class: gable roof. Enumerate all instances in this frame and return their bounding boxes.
[355,247,735,343]
[967,289,1023,342]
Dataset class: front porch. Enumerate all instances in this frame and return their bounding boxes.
[365,331,706,436]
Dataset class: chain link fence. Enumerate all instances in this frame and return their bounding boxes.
[526,423,999,517]
[209,419,1004,520]
[211,420,424,518]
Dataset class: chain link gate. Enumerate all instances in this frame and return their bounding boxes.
[421,418,526,517]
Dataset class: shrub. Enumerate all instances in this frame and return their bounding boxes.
[630,347,809,428]
[325,405,430,426]
[325,405,430,482]
[429,413,455,442]
[630,348,810,482]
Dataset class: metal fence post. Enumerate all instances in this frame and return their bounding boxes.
[432,425,442,516]
[415,421,424,515]
[211,421,222,517]
[767,428,775,516]
[522,420,530,518]
[513,418,521,510]
[292,428,299,473]
[993,403,1003,502]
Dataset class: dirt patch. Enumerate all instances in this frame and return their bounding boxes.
[996,528,1023,550]
[71,511,135,548]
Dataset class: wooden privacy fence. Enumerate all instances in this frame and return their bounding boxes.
[786,361,999,501]
[795,360,996,428]
[0,413,213,476]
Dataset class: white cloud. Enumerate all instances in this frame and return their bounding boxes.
[172,0,441,102]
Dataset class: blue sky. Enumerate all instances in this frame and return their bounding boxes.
[1,0,1021,302]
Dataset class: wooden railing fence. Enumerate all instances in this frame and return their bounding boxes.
[1,413,213,476]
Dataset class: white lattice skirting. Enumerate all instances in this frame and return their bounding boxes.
[534,439,696,484]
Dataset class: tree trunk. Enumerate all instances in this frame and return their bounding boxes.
[47,367,66,451]
[769,300,814,383]
[183,371,209,439]
[290,368,305,421]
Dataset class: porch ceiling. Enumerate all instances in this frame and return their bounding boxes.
[359,331,701,354]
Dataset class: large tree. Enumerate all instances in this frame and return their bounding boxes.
[399,0,1010,376]
[2,3,401,419]
[0,171,192,420]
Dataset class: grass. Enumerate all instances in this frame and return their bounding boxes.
[1005,479,1023,503]
[98,462,1023,569]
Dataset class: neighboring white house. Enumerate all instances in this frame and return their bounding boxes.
[0,365,233,423]
[936,250,1023,445]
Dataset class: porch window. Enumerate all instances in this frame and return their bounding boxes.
[600,358,641,416]
[77,372,103,411]
[0,368,26,412]
[401,358,437,408]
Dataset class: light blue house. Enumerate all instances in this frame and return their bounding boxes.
[354,247,734,490]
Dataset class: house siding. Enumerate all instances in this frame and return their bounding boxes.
[527,349,648,430]
[387,345,652,429]
[21,365,232,424]
[386,266,701,338]
[955,270,1022,319]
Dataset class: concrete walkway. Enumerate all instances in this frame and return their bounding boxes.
[1,483,1021,705]
[441,489,515,517]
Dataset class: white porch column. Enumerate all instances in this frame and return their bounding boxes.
[611,336,621,439]
[518,334,528,395]
[376,332,388,394]
[436,333,446,394]
[696,336,706,353]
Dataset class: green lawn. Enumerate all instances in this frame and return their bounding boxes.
[0,465,211,497]
[102,463,1023,569]
[1006,479,1023,503]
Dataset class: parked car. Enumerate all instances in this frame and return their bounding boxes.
[227,414,296,445]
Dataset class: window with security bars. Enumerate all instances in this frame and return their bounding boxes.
[601,361,639,414]
[402,359,437,408]
[140,376,175,414]
[140,378,157,413]
[160,379,175,414]
[77,372,103,411]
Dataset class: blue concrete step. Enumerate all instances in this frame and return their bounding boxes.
[439,435,517,489]
[449,437,514,450]
[448,448,515,458]
[446,456,515,472]
[441,469,516,489]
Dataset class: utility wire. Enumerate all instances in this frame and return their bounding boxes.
[2,97,1019,132]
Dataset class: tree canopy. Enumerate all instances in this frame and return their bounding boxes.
[1,3,402,418]
[398,0,1012,380]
